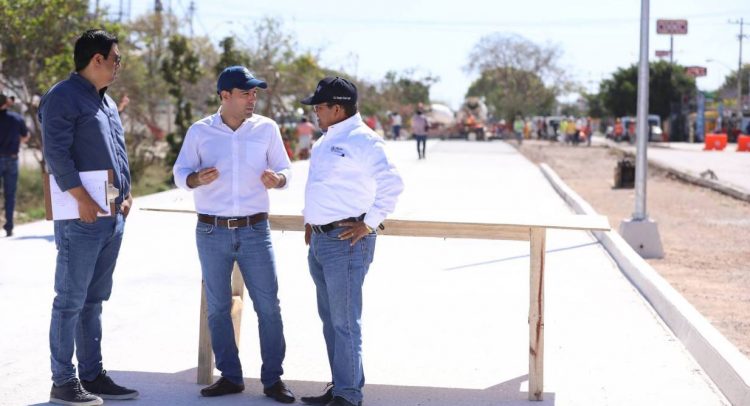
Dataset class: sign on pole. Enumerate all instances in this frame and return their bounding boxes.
[684,66,707,77]
[655,50,671,58]
[657,19,688,34]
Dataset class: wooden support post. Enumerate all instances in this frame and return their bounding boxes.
[230,264,245,347]
[197,263,245,385]
[529,227,546,401]
[197,280,213,385]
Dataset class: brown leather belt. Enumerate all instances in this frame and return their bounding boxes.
[198,212,268,229]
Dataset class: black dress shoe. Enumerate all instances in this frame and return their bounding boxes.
[81,370,139,400]
[301,383,333,405]
[326,396,361,406]
[263,380,295,404]
[200,377,244,397]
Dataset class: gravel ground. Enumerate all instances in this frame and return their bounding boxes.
[517,138,750,357]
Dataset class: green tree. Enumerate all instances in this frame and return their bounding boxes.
[600,61,696,120]
[0,0,106,165]
[239,18,328,120]
[464,33,570,121]
[215,36,250,75]
[108,11,179,183]
[162,34,202,166]
[716,63,750,109]
[583,92,608,118]
[356,70,437,122]
[466,67,556,121]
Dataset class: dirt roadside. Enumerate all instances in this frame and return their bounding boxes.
[517,139,750,357]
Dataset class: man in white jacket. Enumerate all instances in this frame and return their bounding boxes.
[299,77,404,406]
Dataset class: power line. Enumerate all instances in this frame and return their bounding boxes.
[194,8,750,29]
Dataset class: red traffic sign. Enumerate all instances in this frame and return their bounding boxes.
[684,66,707,77]
[655,50,671,58]
[657,19,688,35]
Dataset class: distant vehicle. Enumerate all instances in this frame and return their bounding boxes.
[620,115,663,142]
[425,103,456,140]
[455,97,489,141]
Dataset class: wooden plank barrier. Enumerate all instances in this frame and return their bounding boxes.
[140,209,609,402]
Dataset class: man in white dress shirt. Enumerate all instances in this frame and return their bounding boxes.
[173,66,295,403]
[298,77,404,406]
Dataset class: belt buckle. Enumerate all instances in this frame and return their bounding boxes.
[227,218,239,229]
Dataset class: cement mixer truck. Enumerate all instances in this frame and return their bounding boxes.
[455,97,489,141]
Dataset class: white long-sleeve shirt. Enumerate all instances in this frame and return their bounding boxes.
[304,113,404,229]
[173,110,291,217]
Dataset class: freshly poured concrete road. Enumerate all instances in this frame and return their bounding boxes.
[0,140,729,405]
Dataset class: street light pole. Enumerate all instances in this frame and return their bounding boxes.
[729,18,749,120]
[634,0,650,221]
[737,18,743,120]
[619,0,664,259]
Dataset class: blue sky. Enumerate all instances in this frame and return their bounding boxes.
[98,0,750,109]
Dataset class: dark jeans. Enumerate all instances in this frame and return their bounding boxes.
[415,135,427,158]
[392,125,401,140]
[0,156,19,232]
[50,213,126,385]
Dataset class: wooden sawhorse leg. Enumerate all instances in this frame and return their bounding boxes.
[197,264,246,385]
[529,227,546,401]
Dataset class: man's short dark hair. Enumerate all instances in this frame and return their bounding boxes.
[328,102,358,118]
[74,29,119,72]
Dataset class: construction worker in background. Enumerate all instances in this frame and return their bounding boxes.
[614,118,624,141]
[512,115,524,145]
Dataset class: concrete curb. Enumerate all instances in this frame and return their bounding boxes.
[539,162,750,406]
[604,142,750,203]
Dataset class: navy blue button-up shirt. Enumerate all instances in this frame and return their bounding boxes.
[0,109,29,155]
[39,73,130,203]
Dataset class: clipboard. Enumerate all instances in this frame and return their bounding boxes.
[43,169,117,220]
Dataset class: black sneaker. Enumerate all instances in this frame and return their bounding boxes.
[200,376,245,397]
[80,370,139,400]
[301,382,333,405]
[50,378,103,406]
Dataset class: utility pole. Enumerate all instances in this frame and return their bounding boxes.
[188,0,196,37]
[620,0,664,259]
[729,18,749,119]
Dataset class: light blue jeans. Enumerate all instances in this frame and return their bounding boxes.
[196,219,286,388]
[50,213,125,386]
[308,227,377,405]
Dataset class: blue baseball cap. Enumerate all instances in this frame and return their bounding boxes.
[300,76,357,105]
[216,66,267,94]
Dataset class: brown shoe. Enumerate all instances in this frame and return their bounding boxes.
[263,380,295,403]
[200,377,244,397]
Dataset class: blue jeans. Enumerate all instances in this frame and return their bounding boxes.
[50,213,125,386]
[0,156,19,232]
[308,227,376,405]
[196,219,286,387]
[392,125,401,140]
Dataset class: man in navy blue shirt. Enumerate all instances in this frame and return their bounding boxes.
[0,93,30,237]
[39,29,137,406]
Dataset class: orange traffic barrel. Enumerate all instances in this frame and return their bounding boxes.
[704,133,727,151]
[738,134,750,152]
